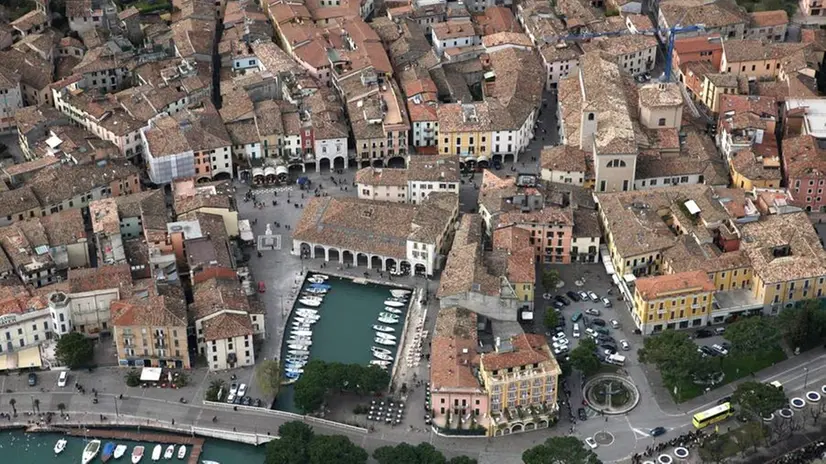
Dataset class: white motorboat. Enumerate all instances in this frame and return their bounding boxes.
[375,332,397,341]
[202,461,221,464]
[114,444,127,459]
[293,316,319,323]
[383,307,403,314]
[373,352,393,361]
[372,346,392,355]
[288,343,311,350]
[304,287,328,294]
[374,337,396,346]
[370,360,391,368]
[378,316,399,324]
[296,307,319,313]
[312,274,329,280]
[373,324,395,332]
[384,300,405,307]
[151,444,162,461]
[288,336,313,343]
[379,311,400,320]
[390,289,411,298]
[54,438,67,454]
[285,368,304,375]
[132,446,145,463]
[177,445,186,459]
[298,298,321,307]
[290,330,313,337]
[288,349,310,356]
[82,440,102,464]
[164,445,175,459]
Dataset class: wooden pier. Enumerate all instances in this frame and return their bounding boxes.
[44,427,205,464]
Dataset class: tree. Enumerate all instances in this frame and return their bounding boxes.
[638,330,705,387]
[778,300,826,351]
[255,359,281,397]
[307,435,368,464]
[544,310,559,330]
[373,443,450,464]
[732,381,788,420]
[125,369,141,387]
[57,403,66,414]
[55,332,94,368]
[357,365,391,393]
[725,317,780,355]
[294,360,389,413]
[205,379,226,402]
[447,457,477,464]
[33,398,39,413]
[570,338,601,377]
[265,421,315,464]
[542,269,560,291]
[522,437,602,464]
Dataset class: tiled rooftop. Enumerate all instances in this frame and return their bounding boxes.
[430,306,481,391]
[480,333,553,372]
[634,271,715,300]
[740,212,826,284]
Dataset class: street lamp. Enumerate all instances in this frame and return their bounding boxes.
[804,367,810,389]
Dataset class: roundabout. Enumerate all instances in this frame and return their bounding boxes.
[582,374,640,415]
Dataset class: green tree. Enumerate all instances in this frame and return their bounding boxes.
[357,365,390,393]
[205,379,227,402]
[570,338,601,377]
[373,443,449,464]
[544,309,559,329]
[447,457,477,464]
[33,398,39,413]
[732,380,788,420]
[55,332,94,368]
[638,330,705,387]
[255,359,281,397]
[265,421,315,464]
[57,403,66,415]
[522,437,602,464]
[125,369,141,387]
[726,317,780,355]
[778,300,826,351]
[542,269,560,291]
[308,435,368,464]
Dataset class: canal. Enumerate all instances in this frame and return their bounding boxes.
[274,275,410,412]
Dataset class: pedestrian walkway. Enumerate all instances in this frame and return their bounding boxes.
[251,185,294,194]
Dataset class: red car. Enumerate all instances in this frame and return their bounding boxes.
[258,281,266,293]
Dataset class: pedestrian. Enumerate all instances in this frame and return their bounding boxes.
[172,418,175,425]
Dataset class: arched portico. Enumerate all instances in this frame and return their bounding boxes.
[414,263,427,276]
[313,245,326,259]
[504,153,515,163]
[299,243,311,258]
[357,253,369,267]
[387,156,406,168]
[319,157,331,173]
[385,258,397,272]
[492,154,503,163]
[370,255,383,269]
[372,159,384,167]
[360,160,371,168]
[333,156,346,170]
[510,423,523,433]
[398,260,411,275]
[328,248,341,262]
[342,250,354,264]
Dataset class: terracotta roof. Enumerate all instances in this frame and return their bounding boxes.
[659,0,748,31]
[673,34,723,55]
[437,214,501,298]
[541,145,589,173]
[39,209,86,246]
[748,10,788,27]
[111,294,187,328]
[202,312,253,341]
[782,133,826,179]
[355,167,408,186]
[68,264,133,294]
[0,186,41,219]
[480,333,551,372]
[430,306,482,391]
[740,212,826,284]
[432,20,477,40]
[635,271,715,300]
[191,274,252,320]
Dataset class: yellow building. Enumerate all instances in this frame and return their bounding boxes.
[436,102,493,166]
[492,226,536,306]
[662,234,753,294]
[701,73,743,114]
[728,149,782,191]
[110,293,191,369]
[740,212,826,313]
[633,271,716,334]
[479,334,561,436]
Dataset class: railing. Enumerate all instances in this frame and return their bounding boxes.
[202,401,369,435]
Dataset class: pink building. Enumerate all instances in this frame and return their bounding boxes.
[781,133,826,212]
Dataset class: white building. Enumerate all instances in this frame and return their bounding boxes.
[431,20,480,56]
[355,155,460,204]
[0,69,23,135]
[142,116,196,185]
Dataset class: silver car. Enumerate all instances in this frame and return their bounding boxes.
[588,291,599,302]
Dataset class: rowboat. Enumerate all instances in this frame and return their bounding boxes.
[373,325,395,332]
[54,439,67,455]
[374,337,396,346]
[312,274,329,280]
[384,300,405,308]
[383,307,403,314]
[151,444,162,461]
[164,445,175,459]
[371,346,392,355]
[379,312,400,319]
[131,446,144,463]
[298,298,321,307]
[82,440,102,464]
[375,332,397,341]
[114,444,127,459]
[177,445,186,459]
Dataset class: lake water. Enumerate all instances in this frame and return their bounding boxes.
[0,429,266,463]
[274,275,409,412]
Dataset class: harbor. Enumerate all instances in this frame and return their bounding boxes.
[275,273,413,411]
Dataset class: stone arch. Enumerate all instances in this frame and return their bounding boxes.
[398,260,411,275]
[387,156,406,168]
[502,427,511,435]
[477,159,490,169]
[510,423,523,433]
[328,248,340,262]
[385,258,398,272]
[357,253,369,267]
[333,156,346,170]
[313,245,326,259]
[370,255,383,269]
[342,250,354,264]
[492,154,503,163]
[504,153,515,163]
[196,175,212,183]
[538,419,549,428]
[319,157,332,172]
[414,263,427,276]
[299,243,311,258]
[289,164,304,176]
[525,422,536,431]
[212,171,232,181]
[372,159,384,167]
[360,160,371,168]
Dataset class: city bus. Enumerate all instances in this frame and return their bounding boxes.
[692,402,733,429]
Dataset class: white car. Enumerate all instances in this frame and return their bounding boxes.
[229,383,238,396]
[553,346,569,356]
[585,437,598,449]
[587,291,599,302]
[578,291,589,300]
[57,371,68,387]
[585,308,601,316]
[711,344,728,356]
[226,393,236,404]
[620,339,630,351]
[572,325,581,339]
[552,340,569,350]
[585,327,597,338]
[237,383,247,397]
[610,319,620,329]
[552,333,568,343]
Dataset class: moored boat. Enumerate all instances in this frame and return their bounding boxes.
[164,445,175,459]
[390,289,411,298]
[370,360,391,369]
[54,438,67,455]
[114,444,127,459]
[374,337,396,346]
[373,324,395,332]
[384,300,405,307]
[375,332,397,340]
[288,349,310,356]
[177,445,186,460]
[202,460,221,464]
[288,344,311,350]
[377,316,399,324]
[371,346,392,355]
[102,442,116,462]
[132,446,145,464]
[298,298,321,307]
[373,352,393,361]
[383,307,403,314]
[151,444,162,461]
[81,440,102,464]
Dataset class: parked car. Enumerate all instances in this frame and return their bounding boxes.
[721,342,731,351]
[552,333,568,343]
[585,327,597,338]
[553,346,569,356]
[572,323,581,338]
[717,396,732,405]
[596,334,614,343]
[714,327,726,335]
[257,281,266,293]
[585,437,598,449]
[578,408,588,421]
[602,297,612,308]
[555,295,571,306]
[238,383,247,397]
[229,383,239,396]
[711,344,729,356]
[595,327,609,335]
[553,341,569,350]
[694,329,713,339]
[591,318,606,327]
[57,371,68,387]
[254,398,262,407]
[587,291,599,302]
[620,340,630,351]
[610,319,620,329]
[566,291,581,302]
[700,346,717,357]
[601,345,617,355]
[553,300,565,309]
[650,426,667,437]
[578,291,589,300]
[226,393,236,403]
[28,372,37,386]
[585,308,601,316]
[242,396,252,406]
[571,312,583,322]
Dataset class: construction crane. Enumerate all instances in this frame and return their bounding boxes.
[541,22,706,82]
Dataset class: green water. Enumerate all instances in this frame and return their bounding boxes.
[0,430,266,462]
[274,275,410,412]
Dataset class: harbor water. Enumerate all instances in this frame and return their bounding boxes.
[0,429,266,462]
[274,275,409,412]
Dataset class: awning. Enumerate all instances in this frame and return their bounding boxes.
[17,346,41,368]
[140,367,162,382]
[476,155,490,163]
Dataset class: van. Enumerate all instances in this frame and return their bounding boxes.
[57,371,68,387]
[607,353,626,366]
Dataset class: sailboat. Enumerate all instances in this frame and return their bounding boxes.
[164,445,175,459]
[54,438,67,455]
[81,440,102,464]
[102,442,116,462]
[177,445,186,459]
[114,444,127,459]
[131,446,145,463]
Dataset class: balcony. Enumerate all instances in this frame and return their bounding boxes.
[488,402,558,437]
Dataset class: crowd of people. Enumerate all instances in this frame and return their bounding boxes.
[773,441,826,464]
[631,429,711,463]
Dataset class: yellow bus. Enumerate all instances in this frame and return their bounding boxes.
[692,402,733,429]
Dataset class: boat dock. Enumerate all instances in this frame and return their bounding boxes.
[41,427,205,464]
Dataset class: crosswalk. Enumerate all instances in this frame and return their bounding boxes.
[252,186,294,194]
